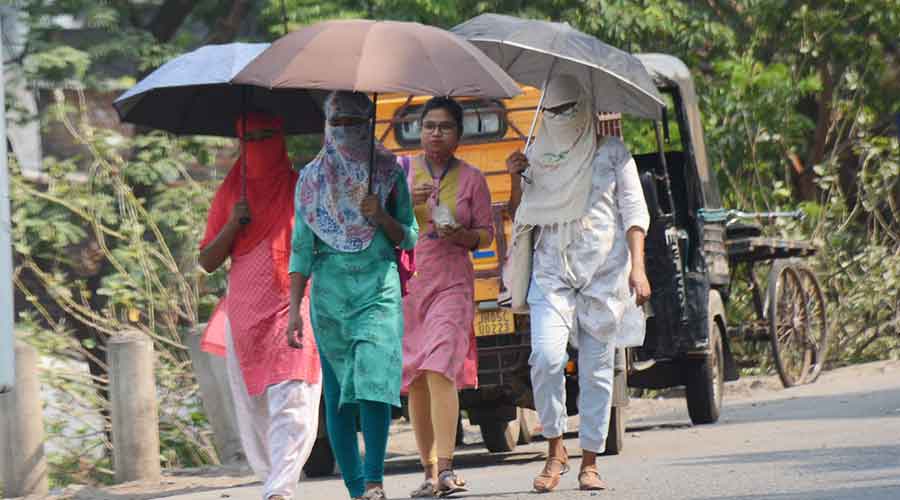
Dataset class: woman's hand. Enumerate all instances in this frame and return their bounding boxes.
[228,200,251,227]
[438,225,478,248]
[361,194,388,225]
[506,151,529,176]
[629,267,652,306]
[286,313,304,349]
[412,182,434,205]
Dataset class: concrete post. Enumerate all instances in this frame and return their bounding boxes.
[0,342,49,497]
[185,328,244,464]
[108,332,161,484]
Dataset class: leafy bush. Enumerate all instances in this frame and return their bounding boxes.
[11,89,231,485]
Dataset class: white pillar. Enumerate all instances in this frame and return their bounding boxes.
[0,342,49,497]
[109,332,161,483]
[0,11,16,395]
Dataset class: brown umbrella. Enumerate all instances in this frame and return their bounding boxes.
[233,19,522,99]
[233,19,522,191]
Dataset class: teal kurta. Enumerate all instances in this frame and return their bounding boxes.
[289,171,418,408]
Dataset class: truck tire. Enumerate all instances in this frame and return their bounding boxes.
[480,418,520,453]
[303,437,335,477]
[602,406,626,455]
[685,291,726,425]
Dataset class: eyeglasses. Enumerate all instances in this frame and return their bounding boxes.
[422,121,458,135]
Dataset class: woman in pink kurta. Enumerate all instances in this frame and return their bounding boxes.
[199,113,321,500]
[402,98,494,497]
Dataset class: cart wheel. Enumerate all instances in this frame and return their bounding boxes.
[796,265,829,383]
[685,290,725,425]
[767,261,814,387]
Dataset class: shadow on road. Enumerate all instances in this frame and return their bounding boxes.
[672,444,900,474]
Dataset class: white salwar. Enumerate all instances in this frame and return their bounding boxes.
[528,137,649,453]
[225,321,322,500]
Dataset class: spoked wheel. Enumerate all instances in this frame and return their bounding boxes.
[796,265,829,383]
[767,262,814,387]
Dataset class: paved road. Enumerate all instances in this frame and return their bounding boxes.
[153,361,900,500]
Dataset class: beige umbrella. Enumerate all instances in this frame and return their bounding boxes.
[233,19,522,99]
[233,19,522,191]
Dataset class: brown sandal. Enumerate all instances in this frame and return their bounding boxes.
[533,449,569,493]
[578,465,608,491]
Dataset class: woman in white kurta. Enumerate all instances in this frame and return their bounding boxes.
[506,74,651,493]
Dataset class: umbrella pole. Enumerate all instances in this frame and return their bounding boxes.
[524,59,556,154]
[240,86,250,225]
[368,93,379,194]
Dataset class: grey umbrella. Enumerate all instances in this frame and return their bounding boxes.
[113,43,326,137]
[452,13,666,143]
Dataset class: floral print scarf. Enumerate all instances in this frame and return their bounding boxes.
[297,91,400,252]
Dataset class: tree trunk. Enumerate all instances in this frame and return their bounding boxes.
[206,0,254,44]
[794,62,835,202]
[147,0,199,43]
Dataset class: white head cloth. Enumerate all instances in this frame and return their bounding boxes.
[515,74,597,229]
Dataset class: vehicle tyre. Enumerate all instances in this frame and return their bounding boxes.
[602,406,626,456]
[517,408,540,445]
[303,437,335,477]
[480,418,519,453]
[685,290,725,425]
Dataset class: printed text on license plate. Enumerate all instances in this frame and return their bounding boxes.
[474,310,515,337]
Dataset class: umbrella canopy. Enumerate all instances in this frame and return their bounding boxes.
[451,13,665,120]
[114,43,326,137]
[232,19,522,99]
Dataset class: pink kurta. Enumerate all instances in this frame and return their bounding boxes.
[402,158,494,392]
[205,240,320,397]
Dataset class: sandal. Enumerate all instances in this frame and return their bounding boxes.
[410,479,436,498]
[360,486,387,500]
[532,448,569,493]
[437,469,469,497]
[578,465,608,491]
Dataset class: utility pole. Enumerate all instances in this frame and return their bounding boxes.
[0,12,16,395]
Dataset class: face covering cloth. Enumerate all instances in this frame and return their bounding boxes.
[297,91,400,252]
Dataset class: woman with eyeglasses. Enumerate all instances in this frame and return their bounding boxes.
[401,97,495,497]
[287,91,418,500]
[505,75,651,493]
[199,113,322,500]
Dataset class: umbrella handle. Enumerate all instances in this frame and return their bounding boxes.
[368,93,379,195]
[521,60,556,185]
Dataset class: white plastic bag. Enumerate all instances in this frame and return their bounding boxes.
[616,295,648,348]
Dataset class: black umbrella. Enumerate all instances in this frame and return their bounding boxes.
[114,43,325,137]
[115,43,327,222]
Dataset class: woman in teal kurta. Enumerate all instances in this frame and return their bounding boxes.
[286,91,417,500]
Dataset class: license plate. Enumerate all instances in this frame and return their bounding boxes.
[474,309,516,337]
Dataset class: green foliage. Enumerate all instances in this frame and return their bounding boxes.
[10,90,230,485]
